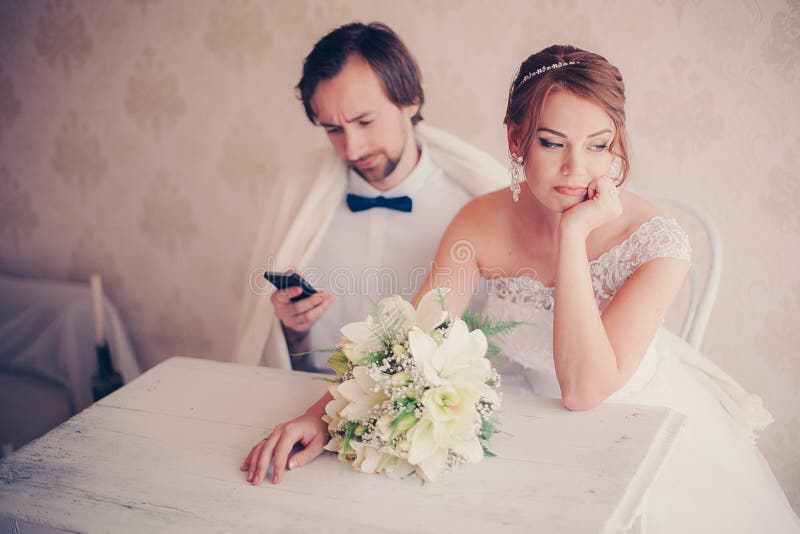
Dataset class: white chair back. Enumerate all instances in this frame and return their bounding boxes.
[630,190,723,350]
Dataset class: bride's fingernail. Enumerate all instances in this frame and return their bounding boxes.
[288,460,298,470]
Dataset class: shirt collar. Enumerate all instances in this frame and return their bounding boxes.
[346,141,433,198]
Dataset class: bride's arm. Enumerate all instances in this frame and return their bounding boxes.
[415,200,484,315]
[554,183,689,410]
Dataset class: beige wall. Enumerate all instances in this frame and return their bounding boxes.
[0,0,797,511]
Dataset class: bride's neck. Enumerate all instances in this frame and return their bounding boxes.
[515,192,563,246]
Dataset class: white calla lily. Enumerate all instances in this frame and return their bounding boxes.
[337,366,387,421]
[383,457,416,479]
[339,319,381,363]
[410,318,491,394]
[449,429,485,463]
[412,288,450,333]
[378,295,416,329]
[375,414,394,442]
[324,436,344,454]
[350,443,417,478]
[407,417,439,465]
[408,328,444,386]
[322,384,348,429]
[406,417,450,481]
[377,290,448,334]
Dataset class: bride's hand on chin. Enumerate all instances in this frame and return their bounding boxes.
[560,176,622,239]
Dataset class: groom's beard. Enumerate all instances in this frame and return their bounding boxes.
[349,152,400,185]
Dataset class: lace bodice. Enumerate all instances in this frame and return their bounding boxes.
[474,218,798,531]
[484,216,691,397]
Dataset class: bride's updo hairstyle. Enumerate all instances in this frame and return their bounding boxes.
[504,45,631,185]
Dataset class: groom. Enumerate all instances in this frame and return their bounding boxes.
[233,22,505,371]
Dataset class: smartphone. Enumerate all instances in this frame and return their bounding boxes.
[263,271,318,302]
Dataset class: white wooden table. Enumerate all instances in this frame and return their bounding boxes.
[0,356,684,533]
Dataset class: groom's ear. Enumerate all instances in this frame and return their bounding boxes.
[506,122,522,159]
[402,99,421,122]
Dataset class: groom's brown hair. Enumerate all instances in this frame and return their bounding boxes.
[297,22,425,125]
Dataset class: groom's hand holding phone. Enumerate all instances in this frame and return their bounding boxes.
[267,271,334,334]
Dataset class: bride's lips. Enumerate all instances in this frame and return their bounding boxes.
[554,186,588,197]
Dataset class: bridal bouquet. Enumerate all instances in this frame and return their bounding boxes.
[322,288,506,482]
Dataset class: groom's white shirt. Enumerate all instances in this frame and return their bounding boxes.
[232,123,507,369]
[300,143,470,371]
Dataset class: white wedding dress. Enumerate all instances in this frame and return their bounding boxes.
[483,216,800,533]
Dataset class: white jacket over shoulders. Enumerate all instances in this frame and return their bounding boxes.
[232,124,507,368]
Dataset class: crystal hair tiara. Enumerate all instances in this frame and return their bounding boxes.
[517,60,579,89]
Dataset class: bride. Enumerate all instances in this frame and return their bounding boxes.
[241,45,800,532]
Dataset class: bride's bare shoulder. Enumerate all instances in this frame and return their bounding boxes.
[444,190,513,242]
[620,189,666,230]
[454,189,512,225]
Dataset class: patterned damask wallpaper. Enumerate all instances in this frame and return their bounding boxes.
[0,0,797,511]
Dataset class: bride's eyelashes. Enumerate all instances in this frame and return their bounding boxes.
[537,137,611,152]
[538,137,562,149]
[587,137,611,152]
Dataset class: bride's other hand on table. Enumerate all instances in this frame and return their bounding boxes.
[240,393,331,485]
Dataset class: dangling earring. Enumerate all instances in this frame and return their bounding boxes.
[510,155,522,202]
[608,156,622,185]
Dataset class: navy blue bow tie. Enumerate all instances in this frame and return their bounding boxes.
[346,193,413,213]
